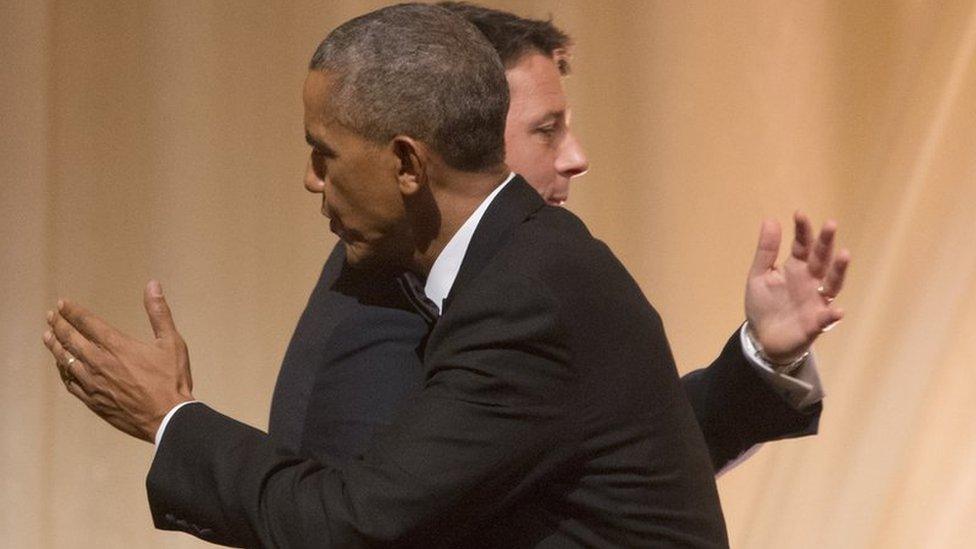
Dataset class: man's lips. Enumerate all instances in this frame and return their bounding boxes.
[329,217,344,238]
[326,213,358,243]
[321,205,345,237]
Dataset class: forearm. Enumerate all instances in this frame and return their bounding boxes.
[150,403,382,547]
[149,368,574,547]
[681,330,823,472]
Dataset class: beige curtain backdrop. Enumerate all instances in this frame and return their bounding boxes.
[3,1,974,547]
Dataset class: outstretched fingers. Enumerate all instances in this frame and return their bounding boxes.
[42,327,95,392]
[750,219,782,277]
[820,249,851,299]
[58,299,125,352]
[143,280,178,340]
[48,309,104,369]
[791,211,814,260]
[807,220,837,279]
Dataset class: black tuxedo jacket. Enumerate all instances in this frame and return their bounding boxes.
[267,249,428,462]
[268,224,820,473]
[148,177,732,547]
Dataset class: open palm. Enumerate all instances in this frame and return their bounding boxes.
[745,212,850,364]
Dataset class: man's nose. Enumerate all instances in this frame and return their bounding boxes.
[304,158,325,193]
[555,131,589,179]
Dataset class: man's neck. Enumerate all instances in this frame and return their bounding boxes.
[410,165,510,276]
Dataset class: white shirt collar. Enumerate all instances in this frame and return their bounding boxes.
[424,172,516,313]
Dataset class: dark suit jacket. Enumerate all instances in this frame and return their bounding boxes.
[267,250,428,462]
[148,177,730,547]
[268,230,820,473]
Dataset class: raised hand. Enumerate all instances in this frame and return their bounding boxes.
[41,280,194,443]
[744,212,850,365]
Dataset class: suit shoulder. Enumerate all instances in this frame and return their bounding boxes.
[491,206,661,325]
[505,205,626,281]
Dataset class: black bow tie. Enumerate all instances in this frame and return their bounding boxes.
[396,271,440,325]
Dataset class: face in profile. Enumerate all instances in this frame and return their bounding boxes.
[503,52,589,206]
[302,51,590,264]
[302,70,413,268]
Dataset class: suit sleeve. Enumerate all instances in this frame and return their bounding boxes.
[680,331,822,472]
[146,274,575,547]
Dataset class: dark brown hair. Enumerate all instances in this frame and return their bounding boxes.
[438,2,573,74]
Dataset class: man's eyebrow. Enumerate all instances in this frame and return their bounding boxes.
[304,131,337,156]
[532,110,565,126]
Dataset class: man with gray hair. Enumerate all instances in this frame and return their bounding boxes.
[267,2,840,479]
[45,1,856,547]
[46,3,730,546]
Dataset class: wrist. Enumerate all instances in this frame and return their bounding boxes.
[744,322,809,375]
[147,394,194,443]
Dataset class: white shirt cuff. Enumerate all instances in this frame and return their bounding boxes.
[154,400,199,448]
[738,324,825,410]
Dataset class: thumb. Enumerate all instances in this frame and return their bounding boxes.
[144,279,177,339]
[749,219,782,277]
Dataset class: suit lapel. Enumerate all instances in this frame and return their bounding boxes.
[441,175,545,314]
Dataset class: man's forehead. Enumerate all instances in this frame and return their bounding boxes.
[506,53,568,122]
[304,69,335,92]
[507,53,563,90]
[303,71,342,128]
[303,70,340,110]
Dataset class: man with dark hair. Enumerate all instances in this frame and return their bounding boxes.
[45,2,843,546]
[440,1,573,75]
[45,3,738,546]
[268,1,842,476]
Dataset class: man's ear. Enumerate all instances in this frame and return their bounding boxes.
[391,136,427,196]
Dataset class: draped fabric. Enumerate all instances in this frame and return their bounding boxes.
[3,1,974,547]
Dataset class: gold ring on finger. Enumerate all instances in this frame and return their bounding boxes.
[817,285,836,304]
[62,355,77,388]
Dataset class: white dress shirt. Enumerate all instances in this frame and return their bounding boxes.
[424,172,515,313]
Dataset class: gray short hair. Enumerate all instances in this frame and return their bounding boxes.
[309,3,508,172]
